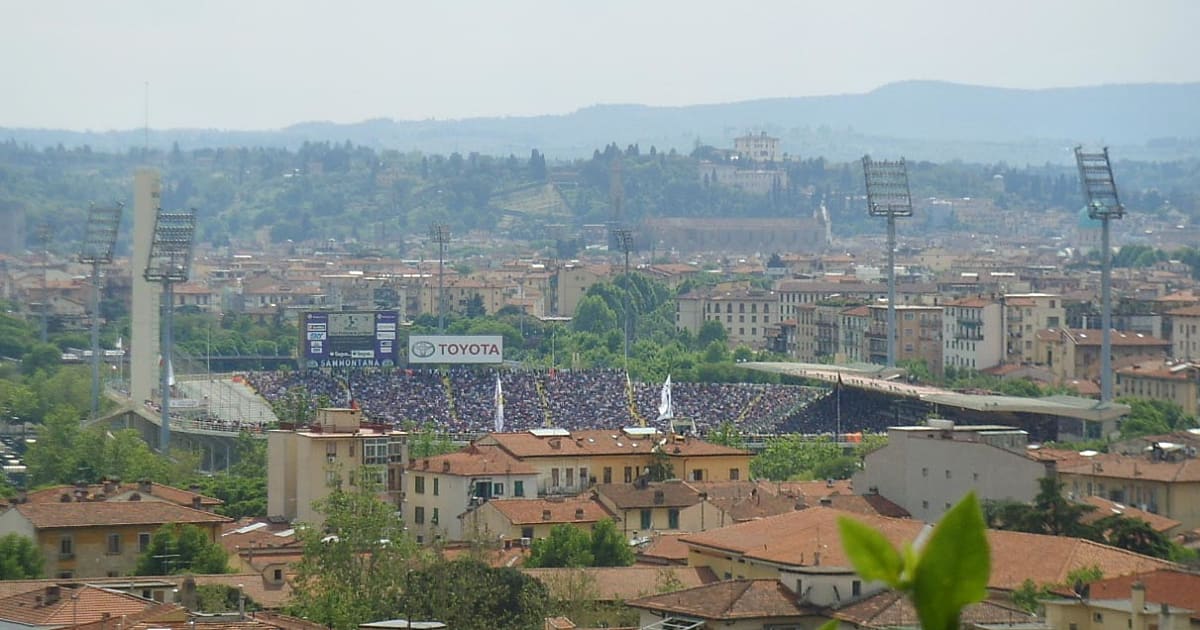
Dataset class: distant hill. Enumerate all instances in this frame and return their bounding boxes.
[5,81,1200,164]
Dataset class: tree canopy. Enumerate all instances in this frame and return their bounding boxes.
[135,524,230,575]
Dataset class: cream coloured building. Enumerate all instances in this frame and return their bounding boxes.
[853,421,1050,522]
[675,286,779,349]
[405,444,539,543]
[1004,293,1066,364]
[1168,305,1200,361]
[942,296,1004,371]
[267,408,408,525]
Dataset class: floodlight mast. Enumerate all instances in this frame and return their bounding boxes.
[862,156,913,369]
[143,209,197,452]
[78,203,124,421]
[612,228,634,371]
[1075,146,1124,403]
[429,224,450,334]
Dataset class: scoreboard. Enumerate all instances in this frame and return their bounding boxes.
[302,311,399,369]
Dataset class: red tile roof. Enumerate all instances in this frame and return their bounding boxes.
[485,496,613,525]
[626,579,813,620]
[0,585,152,626]
[596,481,702,509]
[1087,569,1200,620]
[524,566,719,602]
[408,444,536,477]
[482,429,749,459]
[1056,453,1200,483]
[833,590,1033,629]
[679,506,1175,590]
[13,501,231,529]
[1079,496,1182,534]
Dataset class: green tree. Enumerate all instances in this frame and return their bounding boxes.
[136,523,230,575]
[405,559,548,630]
[21,343,62,376]
[706,420,745,449]
[590,518,635,567]
[1091,515,1173,559]
[0,533,43,579]
[751,435,843,481]
[573,295,617,335]
[527,523,594,568]
[195,432,268,519]
[286,466,420,630]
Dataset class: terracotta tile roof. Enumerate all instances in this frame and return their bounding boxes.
[596,481,702,509]
[637,534,691,564]
[408,444,537,477]
[1079,496,1182,534]
[484,496,613,525]
[523,566,718,602]
[0,585,154,626]
[944,297,997,308]
[220,519,300,554]
[758,479,854,502]
[821,494,912,519]
[1166,305,1200,317]
[13,501,232,529]
[23,481,223,508]
[1087,569,1200,620]
[707,492,802,522]
[1056,453,1200,483]
[833,590,1034,629]
[1064,329,1170,348]
[0,574,291,612]
[626,579,813,620]
[679,506,1175,590]
[482,429,748,459]
[70,603,188,630]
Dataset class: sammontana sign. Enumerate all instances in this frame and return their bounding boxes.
[407,335,503,364]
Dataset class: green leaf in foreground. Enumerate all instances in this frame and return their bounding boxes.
[837,516,905,587]
[911,492,991,630]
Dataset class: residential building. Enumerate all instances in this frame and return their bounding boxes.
[675,286,779,349]
[853,421,1050,522]
[594,481,703,537]
[556,264,609,318]
[678,506,1173,597]
[1037,329,1171,385]
[1168,305,1200,361]
[837,304,870,363]
[1004,293,1065,364]
[0,502,230,578]
[21,479,222,511]
[1115,360,1200,417]
[405,444,539,543]
[1055,450,1200,531]
[476,428,753,494]
[266,408,408,525]
[942,296,1004,372]
[1078,569,1200,630]
[460,494,613,542]
[1043,581,1194,630]
[0,584,157,628]
[866,304,942,371]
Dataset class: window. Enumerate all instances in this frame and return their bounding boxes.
[945,470,951,479]
[414,506,425,524]
[363,438,388,465]
[60,536,73,558]
[922,467,928,477]
[273,569,283,581]
[580,468,588,486]
[107,533,121,554]
[1093,613,1104,623]
[729,468,740,480]
[326,442,337,457]
[414,476,426,494]
[521,526,534,539]
[922,500,929,510]
[692,469,703,481]
[566,468,574,486]
[138,532,152,553]
[640,509,652,530]
[624,466,633,483]
[492,482,504,496]
[514,480,525,497]
[973,472,979,481]
[433,478,439,496]
[852,580,862,597]
[431,508,439,525]
[668,508,680,529]
[603,467,612,483]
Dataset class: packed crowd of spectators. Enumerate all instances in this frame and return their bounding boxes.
[245,369,832,434]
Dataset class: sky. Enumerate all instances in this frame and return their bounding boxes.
[3,0,1198,131]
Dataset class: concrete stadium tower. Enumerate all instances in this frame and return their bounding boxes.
[130,168,161,404]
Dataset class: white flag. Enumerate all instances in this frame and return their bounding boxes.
[657,374,674,421]
[167,357,175,387]
[116,336,123,351]
[494,374,504,432]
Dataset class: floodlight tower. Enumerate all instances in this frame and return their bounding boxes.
[612,227,634,370]
[37,223,53,343]
[143,209,196,451]
[1075,146,1125,403]
[862,156,913,368]
[429,224,450,334]
[78,203,124,420]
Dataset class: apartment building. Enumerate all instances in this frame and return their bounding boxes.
[1167,305,1200,361]
[676,286,779,349]
[405,444,539,543]
[942,296,1004,371]
[1036,329,1171,385]
[1004,293,1065,364]
[267,408,408,525]
[733,132,781,162]
[853,421,1050,522]
[1116,360,1200,417]
[866,304,943,371]
[1056,449,1200,531]
[0,502,230,578]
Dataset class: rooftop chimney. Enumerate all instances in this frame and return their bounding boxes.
[442,461,451,473]
[542,509,552,521]
[575,508,585,520]
[138,479,152,494]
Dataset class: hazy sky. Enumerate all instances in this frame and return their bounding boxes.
[3,0,1197,131]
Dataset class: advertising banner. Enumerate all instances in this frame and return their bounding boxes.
[408,334,503,364]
